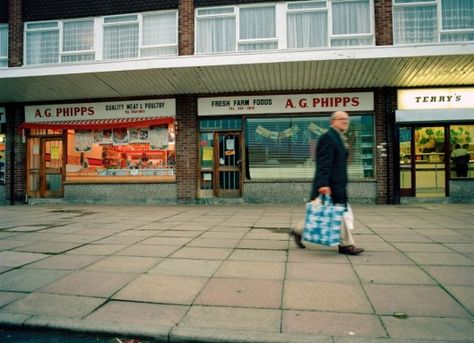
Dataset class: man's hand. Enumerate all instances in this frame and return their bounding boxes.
[318,187,331,195]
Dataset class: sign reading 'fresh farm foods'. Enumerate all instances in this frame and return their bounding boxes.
[198,93,373,116]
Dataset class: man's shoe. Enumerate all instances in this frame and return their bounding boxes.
[289,229,306,249]
[338,245,364,255]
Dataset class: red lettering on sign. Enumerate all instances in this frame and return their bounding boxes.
[285,99,295,109]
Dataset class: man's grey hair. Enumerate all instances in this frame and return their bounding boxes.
[330,111,348,122]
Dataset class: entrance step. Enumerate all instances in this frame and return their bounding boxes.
[198,198,244,205]
[401,197,450,204]
[27,198,66,205]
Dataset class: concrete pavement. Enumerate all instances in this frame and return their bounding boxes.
[0,203,473,343]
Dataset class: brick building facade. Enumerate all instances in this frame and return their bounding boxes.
[0,0,473,205]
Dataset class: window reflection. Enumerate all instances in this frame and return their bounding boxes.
[450,125,473,178]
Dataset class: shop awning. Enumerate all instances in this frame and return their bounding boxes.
[20,116,174,130]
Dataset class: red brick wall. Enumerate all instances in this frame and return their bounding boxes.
[375,0,393,45]
[5,104,26,204]
[374,88,397,204]
[176,95,198,201]
[179,0,194,55]
[9,0,22,67]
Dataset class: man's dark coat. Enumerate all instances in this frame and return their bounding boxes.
[310,127,348,204]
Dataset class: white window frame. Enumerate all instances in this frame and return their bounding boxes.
[24,20,60,65]
[25,19,96,65]
[60,18,96,63]
[237,3,279,51]
[195,0,374,54]
[194,5,237,54]
[102,13,140,60]
[0,24,7,68]
[393,0,474,44]
[24,9,178,65]
[140,10,178,57]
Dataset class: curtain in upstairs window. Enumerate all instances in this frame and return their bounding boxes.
[26,30,59,64]
[62,20,95,63]
[441,0,474,41]
[103,23,139,59]
[196,16,236,53]
[238,6,277,51]
[142,12,177,56]
[287,10,328,48]
[332,0,371,46]
[393,3,437,44]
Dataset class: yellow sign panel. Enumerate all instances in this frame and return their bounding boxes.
[50,145,60,160]
[202,147,213,161]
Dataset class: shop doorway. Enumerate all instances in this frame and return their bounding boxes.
[214,132,242,197]
[27,136,64,198]
[399,126,447,197]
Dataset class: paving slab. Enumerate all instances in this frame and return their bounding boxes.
[194,278,282,308]
[113,274,208,305]
[40,270,136,297]
[286,262,359,283]
[0,251,49,267]
[178,305,281,332]
[283,280,373,313]
[170,247,233,260]
[364,284,470,317]
[424,266,474,285]
[85,300,188,326]
[228,249,287,262]
[116,243,180,257]
[382,316,474,342]
[148,258,222,277]
[0,269,70,292]
[283,310,387,338]
[0,291,26,308]
[24,254,102,270]
[353,265,436,285]
[1,293,105,318]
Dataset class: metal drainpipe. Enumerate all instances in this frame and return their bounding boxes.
[385,89,392,205]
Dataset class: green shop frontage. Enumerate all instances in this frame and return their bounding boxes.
[196,92,379,204]
[395,87,474,203]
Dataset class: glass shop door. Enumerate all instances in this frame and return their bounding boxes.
[27,137,64,198]
[399,126,447,197]
[214,132,243,197]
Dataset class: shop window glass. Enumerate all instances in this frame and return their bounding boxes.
[393,0,474,44]
[246,115,374,180]
[199,118,242,131]
[0,25,7,68]
[450,125,473,178]
[65,123,176,182]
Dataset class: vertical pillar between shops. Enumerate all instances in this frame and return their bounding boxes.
[179,0,194,56]
[176,96,198,202]
[374,0,393,46]
[6,104,26,204]
[374,88,397,204]
[8,0,23,67]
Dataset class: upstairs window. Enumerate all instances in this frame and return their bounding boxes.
[25,19,94,65]
[62,20,95,63]
[24,10,177,65]
[25,21,60,64]
[141,11,178,57]
[0,25,7,67]
[238,5,277,51]
[393,0,474,44]
[196,1,374,54]
[288,0,373,48]
[103,14,139,60]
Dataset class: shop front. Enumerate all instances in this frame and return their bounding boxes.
[395,88,474,202]
[197,92,377,203]
[22,99,177,204]
[0,106,6,204]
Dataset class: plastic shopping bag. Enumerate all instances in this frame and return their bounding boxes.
[302,195,345,246]
[343,203,354,231]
